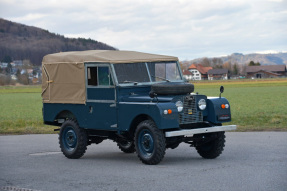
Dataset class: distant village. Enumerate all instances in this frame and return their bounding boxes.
[182,63,286,81]
[0,59,42,85]
[0,58,286,86]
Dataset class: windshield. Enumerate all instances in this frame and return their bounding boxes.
[113,62,182,84]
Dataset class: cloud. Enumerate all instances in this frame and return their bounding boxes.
[1,0,286,59]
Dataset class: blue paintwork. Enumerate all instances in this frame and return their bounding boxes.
[206,97,232,124]
[118,101,179,131]
[87,88,115,100]
[43,103,88,128]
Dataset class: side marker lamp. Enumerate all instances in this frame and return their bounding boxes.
[164,109,173,115]
[221,104,229,109]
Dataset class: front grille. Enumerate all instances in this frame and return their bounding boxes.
[179,95,203,124]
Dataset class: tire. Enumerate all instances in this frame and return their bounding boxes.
[195,132,225,159]
[59,119,87,159]
[135,120,166,165]
[151,82,194,95]
[117,140,136,153]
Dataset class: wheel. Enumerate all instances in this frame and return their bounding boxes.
[59,119,87,159]
[117,140,136,153]
[151,82,194,95]
[135,120,166,165]
[195,132,225,159]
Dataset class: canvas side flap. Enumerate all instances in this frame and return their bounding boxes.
[42,62,86,104]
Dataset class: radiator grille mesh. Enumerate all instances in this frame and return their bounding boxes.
[179,95,203,124]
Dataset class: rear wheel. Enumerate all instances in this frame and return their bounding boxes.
[59,120,87,159]
[195,132,225,159]
[135,120,166,165]
[117,140,135,153]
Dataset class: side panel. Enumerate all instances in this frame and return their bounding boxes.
[43,103,88,128]
[117,102,179,131]
[85,101,117,130]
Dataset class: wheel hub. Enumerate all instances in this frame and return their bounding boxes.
[140,132,154,153]
[63,128,77,150]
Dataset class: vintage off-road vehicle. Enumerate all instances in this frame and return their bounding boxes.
[42,50,236,165]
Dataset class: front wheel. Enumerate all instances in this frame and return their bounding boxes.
[195,132,225,159]
[135,120,166,165]
[59,120,87,159]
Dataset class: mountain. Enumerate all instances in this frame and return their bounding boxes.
[221,52,287,66]
[183,52,287,68]
[0,18,117,65]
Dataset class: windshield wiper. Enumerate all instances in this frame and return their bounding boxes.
[151,75,170,82]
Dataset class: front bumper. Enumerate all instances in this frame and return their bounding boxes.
[165,125,237,137]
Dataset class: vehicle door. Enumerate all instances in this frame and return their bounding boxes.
[85,63,117,130]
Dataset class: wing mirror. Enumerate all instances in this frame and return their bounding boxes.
[219,86,224,98]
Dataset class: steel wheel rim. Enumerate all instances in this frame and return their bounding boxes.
[62,127,77,151]
[138,129,154,157]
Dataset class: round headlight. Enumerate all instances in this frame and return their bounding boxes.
[198,99,206,110]
[175,101,183,112]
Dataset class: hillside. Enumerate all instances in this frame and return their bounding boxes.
[0,18,117,65]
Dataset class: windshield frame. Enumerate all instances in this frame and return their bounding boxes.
[112,61,184,86]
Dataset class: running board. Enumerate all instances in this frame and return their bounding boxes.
[165,125,237,137]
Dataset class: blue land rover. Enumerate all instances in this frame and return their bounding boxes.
[42,50,236,165]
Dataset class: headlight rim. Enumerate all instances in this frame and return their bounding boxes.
[198,99,207,110]
[175,100,183,112]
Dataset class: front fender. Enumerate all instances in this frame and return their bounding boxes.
[118,102,179,131]
[206,97,232,124]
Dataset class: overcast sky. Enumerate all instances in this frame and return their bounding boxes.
[1,0,287,60]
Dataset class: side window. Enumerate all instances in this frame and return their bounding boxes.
[87,66,113,86]
[88,67,98,85]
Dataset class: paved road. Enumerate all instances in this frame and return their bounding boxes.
[0,132,286,191]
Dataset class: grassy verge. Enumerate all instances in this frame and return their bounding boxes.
[0,79,286,134]
[0,85,55,134]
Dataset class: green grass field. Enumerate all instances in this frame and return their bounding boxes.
[0,86,55,134]
[0,79,286,134]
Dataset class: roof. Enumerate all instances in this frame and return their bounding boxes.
[207,69,228,75]
[188,64,212,74]
[199,66,213,74]
[188,64,197,69]
[254,70,281,76]
[182,70,192,75]
[246,65,286,73]
[42,50,178,64]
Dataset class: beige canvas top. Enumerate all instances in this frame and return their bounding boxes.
[42,50,178,64]
[42,50,178,104]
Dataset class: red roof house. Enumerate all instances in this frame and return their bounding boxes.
[188,64,213,80]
